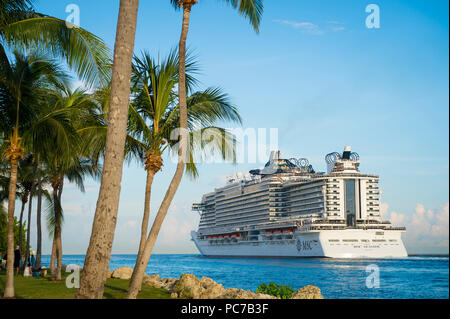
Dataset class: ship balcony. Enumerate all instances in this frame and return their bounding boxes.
[192,203,205,211]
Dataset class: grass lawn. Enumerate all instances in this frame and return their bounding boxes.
[0,270,171,299]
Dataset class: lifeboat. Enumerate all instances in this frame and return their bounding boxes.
[273,229,282,234]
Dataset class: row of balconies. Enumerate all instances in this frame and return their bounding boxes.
[215,202,269,215]
[215,196,269,210]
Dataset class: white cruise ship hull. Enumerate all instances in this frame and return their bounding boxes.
[191,229,408,258]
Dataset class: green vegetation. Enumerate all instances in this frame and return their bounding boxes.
[0,270,171,299]
[256,282,295,299]
[0,208,27,254]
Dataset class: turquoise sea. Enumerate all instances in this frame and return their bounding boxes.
[41,254,449,299]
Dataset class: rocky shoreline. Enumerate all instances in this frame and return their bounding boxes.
[108,267,324,299]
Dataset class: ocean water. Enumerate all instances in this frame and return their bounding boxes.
[41,254,449,299]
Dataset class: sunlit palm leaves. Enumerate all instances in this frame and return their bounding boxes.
[169,0,263,32]
[0,1,111,87]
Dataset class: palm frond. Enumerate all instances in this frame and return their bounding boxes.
[2,16,111,87]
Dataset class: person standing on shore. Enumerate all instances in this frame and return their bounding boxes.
[14,246,21,276]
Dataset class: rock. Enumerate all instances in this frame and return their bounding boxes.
[161,278,178,291]
[117,270,322,300]
[143,274,165,289]
[199,276,225,298]
[106,270,113,279]
[111,267,134,280]
[290,285,323,299]
[218,288,276,299]
[169,274,276,299]
[173,274,203,299]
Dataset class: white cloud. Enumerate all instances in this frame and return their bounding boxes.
[331,26,346,32]
[382,202,449,253]
[274,20,324,35]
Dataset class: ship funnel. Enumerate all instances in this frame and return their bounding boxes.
[344,146,351,152]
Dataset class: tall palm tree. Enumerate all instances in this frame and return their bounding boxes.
[15,155,34,254]
[27,85,101,280]
[0,51,68,298]
[76,0,140,299]
[126,51,240,298]
[125,0,263,298]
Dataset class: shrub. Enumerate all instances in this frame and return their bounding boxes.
[256,282,295,299]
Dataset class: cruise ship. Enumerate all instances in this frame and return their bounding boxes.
[191,147,408,258]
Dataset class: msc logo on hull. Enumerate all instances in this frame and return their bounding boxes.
[296,239,313,251]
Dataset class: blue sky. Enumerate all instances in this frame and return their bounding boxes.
[25,0,449,254]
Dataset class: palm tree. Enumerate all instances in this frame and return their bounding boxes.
[27,85,101,280]
[15,155,34,254]
[76,0,140,299]
[0,51,68,298]
[123,0,263,298]
[126,51,240,298]
[0,0,111,87]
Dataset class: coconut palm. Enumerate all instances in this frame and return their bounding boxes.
[0,51,68,297]
[76,0,141,299]
[0,0,110,87]
[14,155,33,253]
[26,85,102,280]
[126,51,240,298]
[124,0,263,298]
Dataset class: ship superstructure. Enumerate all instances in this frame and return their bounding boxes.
[191,147,407,258]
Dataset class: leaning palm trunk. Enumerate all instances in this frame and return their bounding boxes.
[4,158,19,298]
[35,175,43,269]
[137,171,155,257]
[129,153,161,289]
[126,4,191,299]
[76,0,140,299]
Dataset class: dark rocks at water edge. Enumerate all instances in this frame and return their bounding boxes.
[108,267,324,299]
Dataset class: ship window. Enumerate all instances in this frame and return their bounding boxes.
[343,239,358,242]
[328,239,340,242]
[372,239,386,242]
[344,179,356,227]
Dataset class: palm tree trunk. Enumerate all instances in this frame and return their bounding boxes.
[55,224,63,281]
[50,183,59,276]
[24,194,33,270]
[4,158,19,298]
[126,4,191,299]
[138,170,155,256]
[50,235,56,275]
[76,0,140,299]
[129,169,155,289]
[24,165,37,271]
[56,179,64,281]
[35,174,42,269]
[18,197,26,254]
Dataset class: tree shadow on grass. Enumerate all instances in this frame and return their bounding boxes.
[103,283,127,299]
